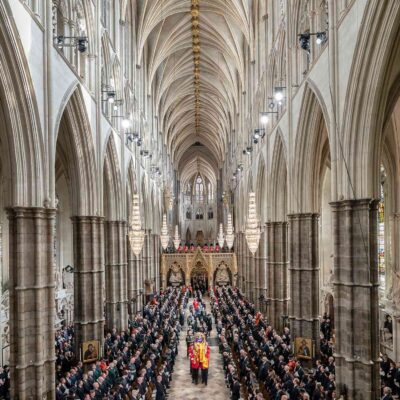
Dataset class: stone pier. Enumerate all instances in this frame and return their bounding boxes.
[288,213,320,347]
[105,220,128,331]
[8,207,56,399]
[72,216,105,355]
[266,221,289,331]
[331,199,380,399]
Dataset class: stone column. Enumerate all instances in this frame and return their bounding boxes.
[248,251,255,303]
[246,239,252,297]
[255,230,266,311]
[137,252,144,311]
[72,216,105,355]
[288,213,320,346]
[154,235,160,291]
[104,221,128,331]
[149,233,154,285]
[8,207,56,399]
[241,233,246,292]
[266,221,289,331]
[331,199,380,399]
[237,233,244,291]
[127,238,138,317]
[142,232,149,287]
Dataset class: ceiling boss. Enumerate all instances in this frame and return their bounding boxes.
[192,0,201,136]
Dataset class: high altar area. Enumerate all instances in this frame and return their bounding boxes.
[161,249,237,288]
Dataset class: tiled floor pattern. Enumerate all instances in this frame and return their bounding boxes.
[168,297,231,400]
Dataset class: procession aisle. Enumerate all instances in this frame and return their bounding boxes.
[168,297,231,400]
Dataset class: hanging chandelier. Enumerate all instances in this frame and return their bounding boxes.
[217,223,225,246]
[245,192,261,255]
[129,194,145,256]
[225,212,234,250]
[160,213,169,249]
[173,225,180,250]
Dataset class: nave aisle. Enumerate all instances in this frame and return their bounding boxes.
[168,298,231,400]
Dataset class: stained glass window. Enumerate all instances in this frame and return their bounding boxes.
[195,175,204,202]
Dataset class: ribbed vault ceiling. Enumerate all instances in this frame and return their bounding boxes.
[137,0,252,182]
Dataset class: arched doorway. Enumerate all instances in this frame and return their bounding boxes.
[190,261,208,292]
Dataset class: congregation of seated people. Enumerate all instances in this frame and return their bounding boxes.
[211,287,336,400]
[55,287,189,400]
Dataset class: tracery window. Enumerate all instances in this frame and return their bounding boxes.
[196,208,204,220]
[195,175,204,202]
[208,208,213,220]
[208,182,213,202]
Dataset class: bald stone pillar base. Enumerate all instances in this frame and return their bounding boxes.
[266,221,289,331]
[72,216,105,355]
[8,207,56,400]
[331,199,380,400]
[105,221,128,331]
[288,213,320,347]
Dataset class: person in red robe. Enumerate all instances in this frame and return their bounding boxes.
[188,343,199,384]
[215,243,220,252]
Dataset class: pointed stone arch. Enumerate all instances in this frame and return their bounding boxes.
[270,130,288,221]
[342,1,400,200]
[255,154,267,224]
[126,157,137,219]
[150,186,156,232]
[141,174,149,229]
[0,0,45,206]
[292,83,330,213]
[55,86,98,216]
[0,2,52,397]
[103,134,123,220]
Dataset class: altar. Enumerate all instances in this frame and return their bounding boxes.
[161,249,237,289]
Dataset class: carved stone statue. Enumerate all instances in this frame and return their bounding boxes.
[169,264,183,286]
[389,270,400,312]
[215,264,230,285]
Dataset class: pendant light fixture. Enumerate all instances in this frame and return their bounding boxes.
[225,212,234,250]
[129,194,145,256]
[173,225,181,250]
[160,214,169,249]
[245,192,260,255]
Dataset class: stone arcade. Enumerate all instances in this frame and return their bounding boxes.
[0,0,399,399]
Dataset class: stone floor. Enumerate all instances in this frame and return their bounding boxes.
[168,297,232,400]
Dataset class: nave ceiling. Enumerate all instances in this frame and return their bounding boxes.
[137,0,253,184]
